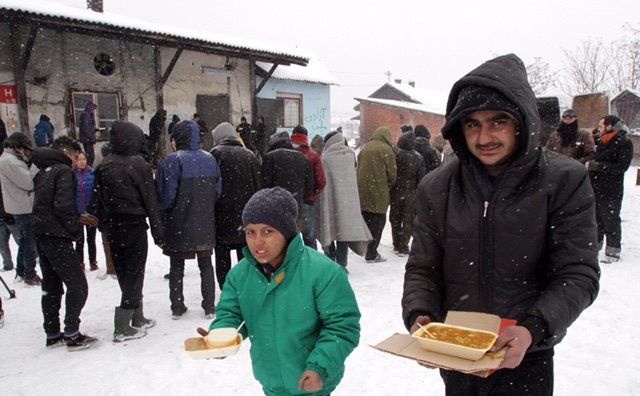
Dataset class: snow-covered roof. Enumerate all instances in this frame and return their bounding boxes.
[256,54,339,86]
[384,82,448,115]
[0,0,308,65]
[612,88,640,101]
[355,96,446,116]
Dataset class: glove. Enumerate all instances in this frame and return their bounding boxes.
[586,161,603,171]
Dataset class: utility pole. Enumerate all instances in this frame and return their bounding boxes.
[385,70,392,82]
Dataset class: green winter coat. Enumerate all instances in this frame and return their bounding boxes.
[210,234,361,396]
[357,127,397,214]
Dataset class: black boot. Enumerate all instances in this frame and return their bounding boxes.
[113,307,146,342]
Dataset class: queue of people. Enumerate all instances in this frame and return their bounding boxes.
[0,52,634,395]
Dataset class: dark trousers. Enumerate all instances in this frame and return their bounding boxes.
[36,236,88,336]
[300,202,318,250]
[107,222,147,310]
[389,191,416,252]
[214,243,245,289]
[595,194,623,249]
[82,142,95,167]
[326,241,348,268]
[361,211,386,260]
[169,256,216,314]
[75,225,97,264]
[14,214,38,279]
[440,355,554,396]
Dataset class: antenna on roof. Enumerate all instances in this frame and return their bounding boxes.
[385,70,392,82]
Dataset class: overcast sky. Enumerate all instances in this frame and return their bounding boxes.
[52,0,639,121]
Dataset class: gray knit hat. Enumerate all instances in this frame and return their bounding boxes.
[242,187,299,242]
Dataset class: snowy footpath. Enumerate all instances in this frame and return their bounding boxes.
[1,168,640,395]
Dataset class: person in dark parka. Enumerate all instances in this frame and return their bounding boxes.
[587,115,634,263]
[402,54,600,395]
[31,136,99,350]
[261,137,314,220]
[92,121,163,342]
[389,131,425,256]
[156,120,222,318]
[210,122,261,290]
[413,124,441,172]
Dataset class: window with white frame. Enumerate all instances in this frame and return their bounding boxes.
[277,92,302,128]
[72,91,120,141]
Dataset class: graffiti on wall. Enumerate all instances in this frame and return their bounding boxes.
[304,106,329,133]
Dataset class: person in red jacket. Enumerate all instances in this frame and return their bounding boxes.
[291,125,326,250]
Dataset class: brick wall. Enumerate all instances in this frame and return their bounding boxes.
[359,102,445,145]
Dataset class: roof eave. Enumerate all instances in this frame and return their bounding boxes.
[0,10,309,66]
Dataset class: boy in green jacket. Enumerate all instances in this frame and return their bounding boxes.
[209,187,361,395]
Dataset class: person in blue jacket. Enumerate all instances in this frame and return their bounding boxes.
[33,114,54,147]
[155,120,222,319]
[209,187,360,396]
[74,151,98,271]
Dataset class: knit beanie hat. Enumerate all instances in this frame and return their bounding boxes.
[400,125,413,133]
[292,125,308,135]
[441,85,522,140]
[562,109,577,118]
[414,125,431,140]
[242,187,299,242]
[291,132,310,147]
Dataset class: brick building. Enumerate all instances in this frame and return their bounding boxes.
[355,81,447,145]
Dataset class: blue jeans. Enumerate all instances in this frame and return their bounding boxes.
[14,214,38,279]
[0,222,21,270]
[300,203,317,250]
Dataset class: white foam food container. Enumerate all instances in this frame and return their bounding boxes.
[184,334,243,360]
[411,323,498,361]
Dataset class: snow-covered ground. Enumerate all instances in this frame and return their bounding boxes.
[2,168,640,395]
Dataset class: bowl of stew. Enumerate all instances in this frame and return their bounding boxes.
[411,323,498,361]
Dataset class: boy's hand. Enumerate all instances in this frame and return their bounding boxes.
[79,214,99,227]
[298,370,323,393]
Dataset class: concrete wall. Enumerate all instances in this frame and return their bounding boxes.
[0,23,253,161]
[359,101,445,145]
[257,77,331,140]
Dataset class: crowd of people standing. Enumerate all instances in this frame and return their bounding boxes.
[0,53,635,393]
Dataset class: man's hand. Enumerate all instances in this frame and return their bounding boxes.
[490,325,533,369]
[409,315,431,335]
[79,214,99,227]
[409,316,440,369]
[298,370,323,393]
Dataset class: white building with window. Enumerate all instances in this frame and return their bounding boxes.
[255,54,339,140]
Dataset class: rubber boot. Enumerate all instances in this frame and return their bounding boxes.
[113,307,147,342]
[132,303,156,330]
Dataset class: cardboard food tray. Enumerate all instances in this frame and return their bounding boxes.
[371,311,513,378]
[184,334,243,360]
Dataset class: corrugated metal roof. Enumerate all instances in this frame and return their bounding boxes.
[0,0,309,65]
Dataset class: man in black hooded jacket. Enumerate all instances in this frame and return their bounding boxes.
[31,136,99,351]
[92,121,164,342]
[402,54,600,395]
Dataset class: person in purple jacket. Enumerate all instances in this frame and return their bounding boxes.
[78,102,97,166]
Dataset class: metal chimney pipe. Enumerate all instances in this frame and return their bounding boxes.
[87,0,104,13]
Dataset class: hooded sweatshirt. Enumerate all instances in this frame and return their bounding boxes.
[402,54,600,355]
[155,120,222,253]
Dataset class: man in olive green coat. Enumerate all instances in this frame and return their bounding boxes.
[357,126,397,262]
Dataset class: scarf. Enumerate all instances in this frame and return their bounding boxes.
[600,130,621,144]
[558,122,579,147]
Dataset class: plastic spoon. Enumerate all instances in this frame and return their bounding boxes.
[416,322,436,339]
